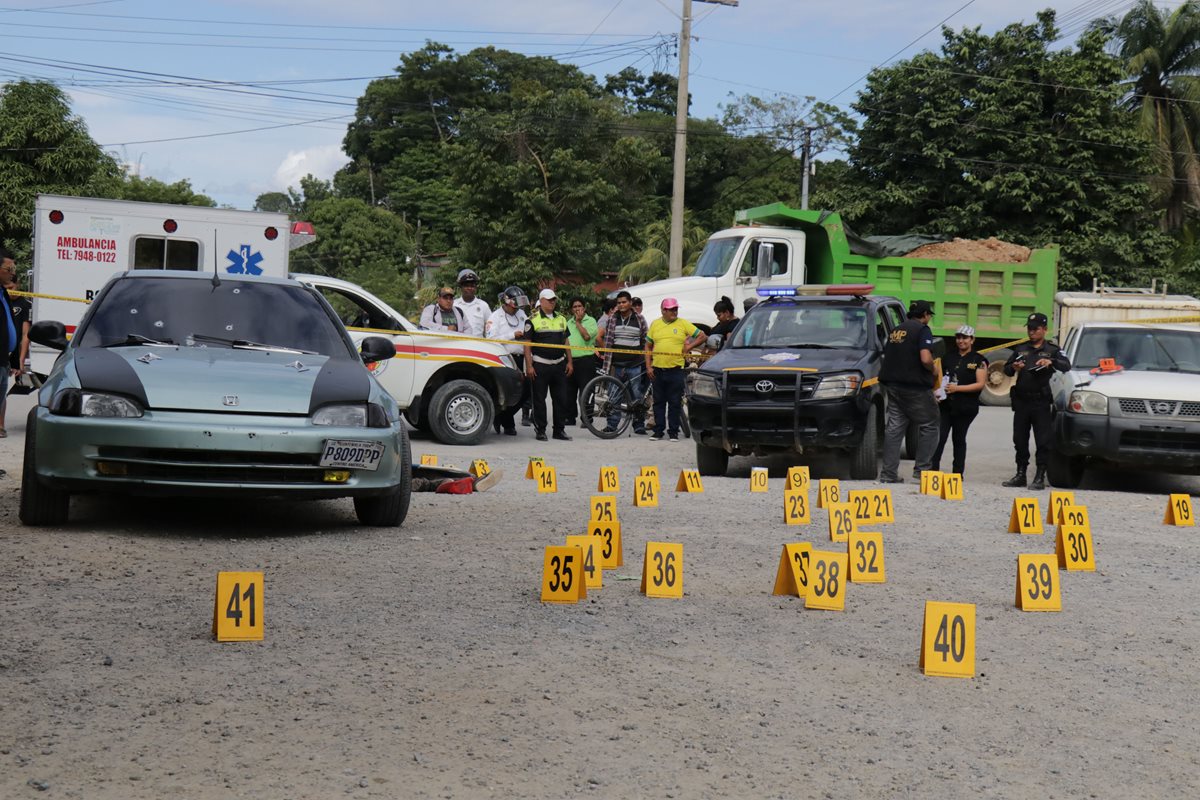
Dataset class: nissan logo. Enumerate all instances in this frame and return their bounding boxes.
[223,395,239,407]
[1154,401,1173,414]
[755,380,775,394]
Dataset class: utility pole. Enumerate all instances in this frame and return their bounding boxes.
[800,126,813,210]
[668,0,738,279]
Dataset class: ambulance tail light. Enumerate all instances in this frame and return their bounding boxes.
[163,219,178,234]
[264,226,279,241]
[291,221,314,236]
[48,209,65,224]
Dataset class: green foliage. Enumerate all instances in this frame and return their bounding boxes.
[253,190,300,215]
[119,175,215,207]
[849,12,1175,289]
[619,215,708,283]
[0,80,122,256]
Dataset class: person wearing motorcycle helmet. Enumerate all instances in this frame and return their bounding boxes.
[486,286,531,436]
[453,268,490,337]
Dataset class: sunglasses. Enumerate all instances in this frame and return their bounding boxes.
[439,293,454,299]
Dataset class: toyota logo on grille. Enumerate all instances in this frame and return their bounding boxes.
[1154,401,1173,414]
[755,380,775,394]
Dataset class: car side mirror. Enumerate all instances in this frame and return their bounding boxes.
[30,320,69,351]
[755,243,774,280]
[360,335,396,364]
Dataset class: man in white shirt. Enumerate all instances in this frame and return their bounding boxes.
[486,285,530,435]
[453,268,491,337]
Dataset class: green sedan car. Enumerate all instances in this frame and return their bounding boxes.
[21,271,413,527]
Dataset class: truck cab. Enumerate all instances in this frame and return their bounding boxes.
[685,285,905,479]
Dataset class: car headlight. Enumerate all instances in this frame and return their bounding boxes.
[312,404,367,427]
[499,353,518,371]
[1068,390,1108,415]
[50,389,143,417]
[812,373,862,400]
[687,372,721,399]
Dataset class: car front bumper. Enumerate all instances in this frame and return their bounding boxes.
[32,408,407,498]
[687,394,871,452]
[1056,410,1200,472]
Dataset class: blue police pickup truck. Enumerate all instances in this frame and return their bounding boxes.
[685,286,908,478]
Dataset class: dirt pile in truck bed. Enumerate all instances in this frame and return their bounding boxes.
[904,237,1031,263]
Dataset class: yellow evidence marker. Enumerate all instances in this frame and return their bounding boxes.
[590,495,618,524]
[639,465,660,482]
[827,502,856,543]
[540,545,587,603]
[750,467,769,493]
[536,466,558,493]
[640,541,683,598]
[771,542,813,597]
[784,489,811,525]
[1055,524,1095,572]
[920,471,943,496]
[675,469,704,493]
[213,571,264,642]
[469,459,490,478]
[1047,491,1075,524]
[597,466,619,493]
[849,532,886,583]
[1059,504,1090,534]
[919,601,976,678]
[419,453,438,467]
[941,473,963,501]
[817,478,840,509]
[804,550,848,611]
[524,457,546,479]
[1164,494,1195,526]
[848,489,894,524]
[634,474,659,508]
[588,519,623,568]
[1007,498,1044,534]
[1016,554,1062,611]
[786,465,811,492]
[565,535,603,589]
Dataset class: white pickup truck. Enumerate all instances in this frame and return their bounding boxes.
[1048,321,1200,487]
[293,275,522,446]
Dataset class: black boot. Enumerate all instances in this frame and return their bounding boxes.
[521,408,532,427]
[1029,467,1046,492]
[1002,467,1027,488]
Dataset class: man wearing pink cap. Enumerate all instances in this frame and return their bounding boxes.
[646,298,706,441]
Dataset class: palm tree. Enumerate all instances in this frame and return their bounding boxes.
[619,216,709,284]
[1105,0,1200,230]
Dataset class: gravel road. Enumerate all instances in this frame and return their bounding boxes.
[1,393,1198,799]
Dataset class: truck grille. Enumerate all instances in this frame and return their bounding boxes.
[1117,399,1200,418]
[1119,431,1200,452]
[724,373,821,404]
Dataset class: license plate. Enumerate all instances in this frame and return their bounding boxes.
[320,439,385,471]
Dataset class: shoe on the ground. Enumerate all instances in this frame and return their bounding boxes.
[668,435,679,442]
[493,420,502,434]
[634,428,648,435]
[879,476,904,484]
[473,469,503,492]
[535,431,548,442]
[1002,469,1028,488]
[1029,468,1047,492]
[648,433,663,441]
[503,427,517,436]
[602,425,618,434]
[552,431,572,441]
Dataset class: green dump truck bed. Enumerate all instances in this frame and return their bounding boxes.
[735,203,1059,342]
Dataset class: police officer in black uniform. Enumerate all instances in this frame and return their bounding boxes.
[879,299,939,483]
[1001,312,1070,491]
[523,288,574,442]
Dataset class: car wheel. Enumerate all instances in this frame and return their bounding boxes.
[849,404,880,480]
[354,427,412,527]
[19,408,70,526]
[696,442,729,476]
[427,379,493,446]
[1047,449,1085,489]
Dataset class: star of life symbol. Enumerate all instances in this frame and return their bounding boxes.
[226,244,264,276]
[136,352,162,364]
[287,360,310,373]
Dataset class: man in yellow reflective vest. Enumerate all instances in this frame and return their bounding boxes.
[523,288,575,442]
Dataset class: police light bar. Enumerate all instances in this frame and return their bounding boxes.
[755,284,875,298]
[826,284,874,295]
[756,287,798,297]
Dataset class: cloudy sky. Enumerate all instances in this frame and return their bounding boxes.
[0,0,1168,209]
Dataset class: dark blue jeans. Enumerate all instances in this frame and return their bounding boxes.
[652,367,685,437]
[609,362,645,432]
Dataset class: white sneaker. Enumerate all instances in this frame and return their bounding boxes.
[648,433,663,441]
[668,435,679,442]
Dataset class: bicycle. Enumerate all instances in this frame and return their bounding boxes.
[579,369,690,440]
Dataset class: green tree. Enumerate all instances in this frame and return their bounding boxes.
[253,190,301,215]
[1099,0,1200,231]
[0,80,122,257]
[849,12,1175,289]
[119,175,215,207]
[619,215,708,283]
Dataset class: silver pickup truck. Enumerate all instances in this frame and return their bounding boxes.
[1048,321,1200,487]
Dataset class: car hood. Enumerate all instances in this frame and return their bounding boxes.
[70,346,367,414]
[703,347,871,375]
[1073,369,1200,401]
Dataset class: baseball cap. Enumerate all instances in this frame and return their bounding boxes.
[661,297,679,310]
[1026,312,1048,328]
[908,300,934,318]
[956,325,975,337]
[538,288,557,301]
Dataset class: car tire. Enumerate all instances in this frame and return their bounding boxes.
[427,379,493,446]
[19,408,70,526]
[1047,449,1085,489]
[849,403,880,480]
[696,442,729,476]
[354,427,412,527]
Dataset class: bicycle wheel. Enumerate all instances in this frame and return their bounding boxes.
[580,374,634,439]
